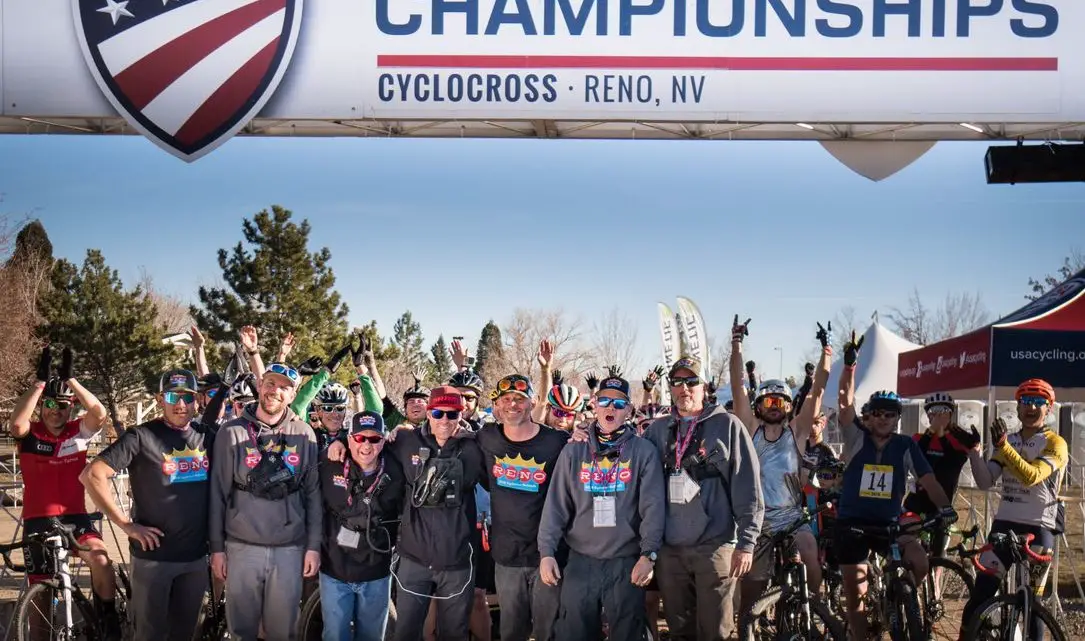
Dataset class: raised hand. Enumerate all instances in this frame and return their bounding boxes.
[585,372,599,392]
[59,346,75,381]
[326,344,352,373]
[816,321,833,349]
[537,339,554,369]
[989,418,1008,449]
[297,356,323,376]
[843,330,865,367]
[643,365,664,391]
[35,345,53,382]
[731,315,752,343]
[240,326,259,353]
[277,332,296,362]
[450,339,468,369]
[188,326,205,350]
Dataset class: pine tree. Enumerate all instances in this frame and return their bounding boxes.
[475,320,506,385]
[191,206,350,369]
[40,249,174,434]
[430,334,453,383]
[392,311,426,371]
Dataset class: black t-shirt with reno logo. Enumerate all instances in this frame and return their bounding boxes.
[475,423,569,567]
[97,419,214,562]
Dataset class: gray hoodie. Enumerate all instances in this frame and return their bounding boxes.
[209,406,322,553]
[644,404,764,551]
[538,424,665,560]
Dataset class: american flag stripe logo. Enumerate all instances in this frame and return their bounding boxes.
[74,0,302,161]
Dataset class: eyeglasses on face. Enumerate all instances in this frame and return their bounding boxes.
[430,409,460,420]
[351,434,383,444]
[164,392,196,405]
[1018,396,1049,408]
[668,376,702,388]
[870,409,900,420]
[551,407,575,419]
[321,404,347,413]
[760,396,789,409]
[595,397,630,410]
[43,398,72,410]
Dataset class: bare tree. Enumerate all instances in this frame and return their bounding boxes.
[138,267,195,335]
[0,216,52,410]
[502,307,587,381]
[832,305,862,352]
[706,335,731,386]
[888,287,989,345]
[586,308,642,375]
[1027,248,1085,300]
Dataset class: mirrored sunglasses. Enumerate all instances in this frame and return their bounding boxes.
[266,363,299,382]
[321,404,347,413]
[551,407,575,419]
[43,398,72,410]
[164,391,196,405]
[430,409,461,420]
[1018,396,1049,408]
[596,397,630,410]
[761,396,789,409]
[351,434,383,444]
[668,376,702,388]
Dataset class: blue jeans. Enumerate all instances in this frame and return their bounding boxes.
[319,572,392,641]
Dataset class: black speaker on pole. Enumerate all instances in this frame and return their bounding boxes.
[985,142,1085,185]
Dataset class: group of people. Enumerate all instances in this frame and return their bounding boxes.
[6,315,1069,641]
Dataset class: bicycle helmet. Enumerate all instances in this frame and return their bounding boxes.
[1015,378,1055,404]
[43,377,74,400]
[754,379,793,404]
[229,373,259,402]
[868,390,903,413]
[449,369,485,396]
[547,383,584,413]
[924,392,954,412]
[316,382,350,406]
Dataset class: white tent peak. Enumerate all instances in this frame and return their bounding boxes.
[824,320,922,409]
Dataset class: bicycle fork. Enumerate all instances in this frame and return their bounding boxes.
[53,535,76,638]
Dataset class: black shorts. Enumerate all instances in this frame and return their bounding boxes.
[832,518,896,566]
[22,514,102,582]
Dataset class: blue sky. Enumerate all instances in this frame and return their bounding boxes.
[1,134,1083,382]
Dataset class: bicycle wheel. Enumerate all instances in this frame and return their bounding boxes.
[963,593,1067,641]
[740,587,847,641]
[919,557,974,641]
[191,591,227,641]
[16,582,90,641]
[888,575,925,641]
[297,589,323,641]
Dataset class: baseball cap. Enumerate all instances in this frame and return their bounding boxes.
[494,374,534,399]
[159,369,198,394]
[198,372,223,391]
[427,385,465,411]
[669,355,703,379]
[350,410,387,436]
[264,363,300,387]
[597,375,630,399]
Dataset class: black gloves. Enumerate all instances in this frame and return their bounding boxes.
[585,373,599,392]
[58,347,74,381]
[816,321,832,349]
[990,418,1008,449]
[804,362,815,376]
[327,344,352,373]
[351,334,370,368]
[643,365,664,391]
[939,505,959,525]
[952,424,982,450]
[297,356,324,376]
[731,315,751,343]
[843,330,864,367]
[36,345,52,382]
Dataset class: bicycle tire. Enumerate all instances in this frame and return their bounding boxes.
[887,575,925,641]
[15,582,87,641]
[920,557,974,641]
[191,591,227,641]
[739,587,847,641]
[963,593,1068,641]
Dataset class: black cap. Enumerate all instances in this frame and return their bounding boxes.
[350,411,387,435]
[598,375,630,399]
[198,372,223,391]
[160,369,198,394]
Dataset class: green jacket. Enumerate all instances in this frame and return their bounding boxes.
[290,369,330,418]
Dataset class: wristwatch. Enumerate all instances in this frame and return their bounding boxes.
[643,551,657,563]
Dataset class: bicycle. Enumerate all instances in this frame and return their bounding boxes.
[915,523,978,640]
[739,502,847,641]
[962,530,1068,641]
[190,566,228,641]
[0,512,132,641]
[296,575,399,641]
[843,512,950,641]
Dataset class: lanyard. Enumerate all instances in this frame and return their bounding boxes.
[344,458,384,507]
[245,422,282,454]
[589,443,625,497]
[674,419,699,469]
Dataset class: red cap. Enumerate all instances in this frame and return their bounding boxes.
[427,385,465,411]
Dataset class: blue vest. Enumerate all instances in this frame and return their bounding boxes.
[838,433,915,524]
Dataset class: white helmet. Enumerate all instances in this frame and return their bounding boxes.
[754,379,793,404]
[316,382,350,406]
[924,392,954,411]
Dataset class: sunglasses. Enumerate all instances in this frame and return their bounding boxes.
[551,407,575,419]
[1018,396,1049,408]
[760,396,789,409]
[321,404,347,413]
[669,376,702,388]
[43,398,72,410]
[497,377,530,393]
[430,409,461,420]
[204,388,218,399]
[308,414,320,423]
[351,434,384,444]
[870,409,900,419]
[164,391,196,405]
[266,363,300,382]
[461,394,478,403]
[595,397,630,410]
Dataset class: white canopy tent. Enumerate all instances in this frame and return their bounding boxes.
[823,320,922,411]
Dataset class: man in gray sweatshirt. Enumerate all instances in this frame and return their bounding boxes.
[538,370,665,641]
[643,355,764,641]
[209,363,322,641]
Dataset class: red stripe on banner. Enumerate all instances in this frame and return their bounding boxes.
[376,55,1058,72]
[175,37,279,146]
[114,0,286,110]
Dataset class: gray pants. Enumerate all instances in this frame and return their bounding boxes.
[128,556,208,641]
[393,555,474,641]
[655,542,738,641]
[224,540,305,641]
[493,563,560,641]
[554,552,646,641]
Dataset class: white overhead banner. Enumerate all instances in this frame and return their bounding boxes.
[1,1,1082,160]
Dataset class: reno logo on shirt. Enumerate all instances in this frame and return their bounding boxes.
[492,454,547,493]
[161,446,210,484]
[579,458,632,493]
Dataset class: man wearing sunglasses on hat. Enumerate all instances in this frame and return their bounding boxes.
[729,319,832,622]
[81,369,215,641]
[835,334,956,641]
[11,346,120,639]
[539,368,665,641]
[209,362,323,641]
[316,410,406,641]
[961,378,1068,638]
[637,354,764,641]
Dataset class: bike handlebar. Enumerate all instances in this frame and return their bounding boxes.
[846,512,945,541]
[0,513,100,572]
[971,532,1053,576]
[753,502,833,561]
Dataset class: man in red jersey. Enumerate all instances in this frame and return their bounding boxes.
[10,346,120,639]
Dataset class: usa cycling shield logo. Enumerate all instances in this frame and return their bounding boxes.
[72,0,304,162]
